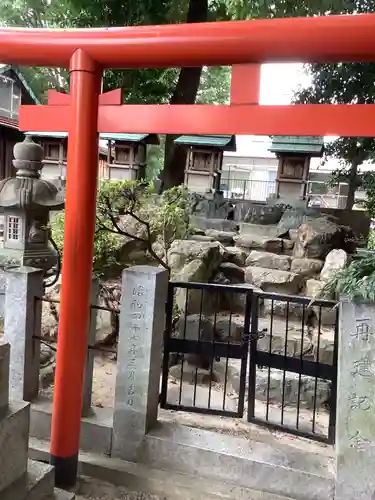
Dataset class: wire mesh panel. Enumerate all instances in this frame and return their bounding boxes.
[247,292,338,444]
[160,281,253,417]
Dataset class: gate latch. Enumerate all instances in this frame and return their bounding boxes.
[249,328,267,341]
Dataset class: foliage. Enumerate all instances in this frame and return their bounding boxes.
[51,180,190,277]
[323,254,375,303]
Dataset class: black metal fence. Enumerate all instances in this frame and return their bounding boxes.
[160,281,339,444]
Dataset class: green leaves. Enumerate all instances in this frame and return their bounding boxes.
[323,254,375,303]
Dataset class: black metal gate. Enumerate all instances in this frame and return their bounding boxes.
[160,281,338,444]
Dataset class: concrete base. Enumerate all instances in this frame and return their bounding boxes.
[30,398,112,455]
[140,423,334,500]
[0,401,29,491]
[2,459,54,500]
[29,437,295,500]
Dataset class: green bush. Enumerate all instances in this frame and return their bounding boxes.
[51,180,190,278]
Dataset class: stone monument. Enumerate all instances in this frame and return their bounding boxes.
[0,135,64,270]
[0,342,74,499]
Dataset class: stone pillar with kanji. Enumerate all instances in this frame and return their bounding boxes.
[335,300,375,499]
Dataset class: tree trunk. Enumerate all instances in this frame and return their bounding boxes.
[161,0,208,191]
[346,157,359,210]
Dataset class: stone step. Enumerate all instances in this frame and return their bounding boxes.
[29,438,296,500]
[2,459,54,500]
[53,488,76,500]
[0,401,29,492]
[140,422,334,500]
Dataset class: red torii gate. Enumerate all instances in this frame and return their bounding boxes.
[1,12,375,489]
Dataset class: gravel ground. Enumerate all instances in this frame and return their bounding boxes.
[74,477,167,500]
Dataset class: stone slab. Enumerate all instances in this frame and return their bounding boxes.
[53,489,76,500]
[335,301,375,500]
[1,459,56,500]
[246,251,291,271]
[30,400,113,456]
[0,401,29,491]
[140,422,334,500]
[29,438,296,500]
[0,342,10,415]
[189,216,238,233]
[112,266,169,461]
[245,266,301,294]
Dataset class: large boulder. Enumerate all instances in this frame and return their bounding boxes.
[292,215,354,260]
[305,278,332,299]
[168,240,225,313]
[290,258,324,278]
[189,215,237,233]
[175,314,215,368]
[219,262,245,283]
[224,283,262,314]
[245,266,302,294]
[205,229,236,246]
[246,250,291,271]
[244,203,283,225]
[224,246,248,266]
[234,234,283,254]
[320,249,348,282]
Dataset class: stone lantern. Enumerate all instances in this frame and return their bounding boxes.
[0,136,65,270]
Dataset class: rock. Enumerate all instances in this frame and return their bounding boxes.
[215,316,245,342]
[169,364,219,385]
[276,207,311,237]
[175,314,215,368]
[219,262,245,283]
[40,343,55,366]
[239,223,278,238]
[312,327,335,365]
[305,279,333,299]
[290,258,324,278]
[234,234,283,254]
[245,250,291,271]
[292,215,354,259]
[289,229,299,242]
[187,235,215,242]
[320,249,348,282]
[211,271,231,285]
[263,299,311,321]
[224,246,248,266]
[257,317,312,357]
[244,203,283,225]
[224,283,262,314]
[245,266,302,294]
[221,361,330,409]
[188,190,233,219]
[189,215,238,233]
[255,368,330,409]
[205,230,236,245]
[168,240,225,281]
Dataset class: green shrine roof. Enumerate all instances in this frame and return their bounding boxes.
[269,136,324,156]
[174,135,236,151]
[25,132,159,144]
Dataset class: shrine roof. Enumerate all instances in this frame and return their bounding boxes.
[269,136,324,156]
[174,135,236,151]
[25,131,159,145]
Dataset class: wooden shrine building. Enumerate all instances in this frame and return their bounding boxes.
[175,134,236,193]
[269,136,324,200]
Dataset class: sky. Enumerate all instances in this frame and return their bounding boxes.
[232,63,344,171]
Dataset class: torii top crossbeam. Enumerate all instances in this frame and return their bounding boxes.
[1,14,375,67]
[1,12,374,490]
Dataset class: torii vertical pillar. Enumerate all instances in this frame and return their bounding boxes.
[50,49,101,487]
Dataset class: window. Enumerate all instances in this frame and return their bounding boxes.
[8,216,20,241]
[44,142,60,160]
[0,75,21,119]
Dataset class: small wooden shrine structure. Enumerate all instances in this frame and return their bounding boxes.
[269,136,324,200]
[175,134,236,192]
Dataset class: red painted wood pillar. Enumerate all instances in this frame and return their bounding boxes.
[50,49,101,488]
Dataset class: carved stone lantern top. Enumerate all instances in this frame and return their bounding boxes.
[0,136,65,211]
